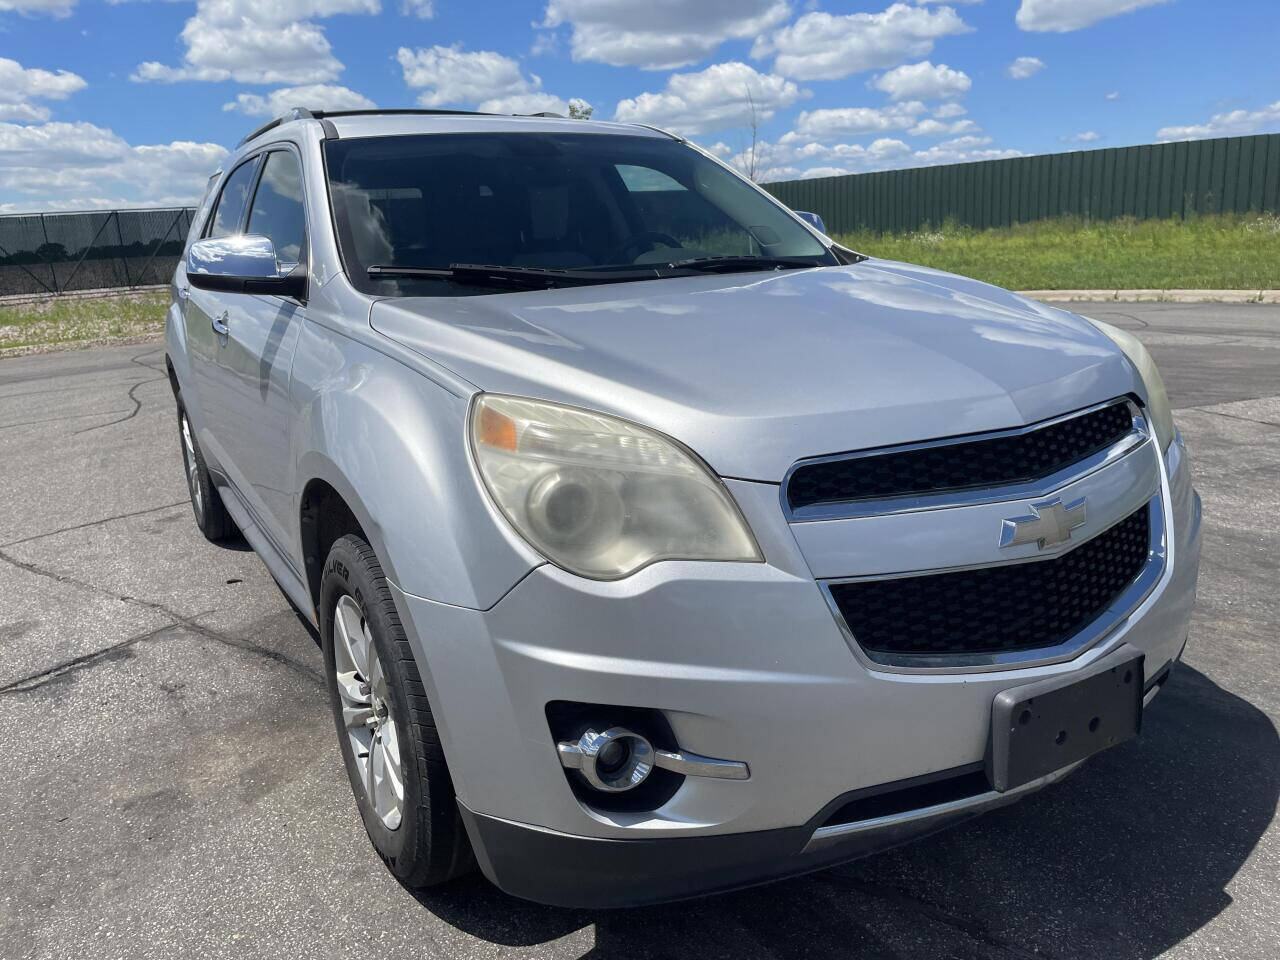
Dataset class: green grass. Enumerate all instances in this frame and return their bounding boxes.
[836,214,1280,291]
[0,289,168,354]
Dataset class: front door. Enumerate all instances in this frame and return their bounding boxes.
[182,155,262,460]
[204,148,309,561]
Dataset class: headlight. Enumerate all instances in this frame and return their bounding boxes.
[470,394,762,580]
[1086,318,1176,451]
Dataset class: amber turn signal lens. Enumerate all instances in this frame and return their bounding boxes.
[477,404,518,451]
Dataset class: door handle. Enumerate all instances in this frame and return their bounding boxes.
[211,313,230,337]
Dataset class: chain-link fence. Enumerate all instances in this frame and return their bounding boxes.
[0,207,196,298]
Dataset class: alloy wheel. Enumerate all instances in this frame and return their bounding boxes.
[332,594,404,830]
[180,412,202,515]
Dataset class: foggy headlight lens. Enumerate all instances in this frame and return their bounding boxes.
[1087,318,1176,451]
[470,394,762,580]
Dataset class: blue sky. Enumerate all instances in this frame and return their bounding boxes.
[1,0,1277,212]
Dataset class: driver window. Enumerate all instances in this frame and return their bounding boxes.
[246,151,307,268]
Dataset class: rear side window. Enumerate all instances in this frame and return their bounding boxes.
[246,151,307,265]
[207,159,259,239]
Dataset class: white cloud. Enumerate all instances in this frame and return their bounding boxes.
[933,101,966,118]
[873,61,970,101]
[911,141,1023,165]
[134,0,379,85]
[614,61,804,136]
[1061,130,1101,143]
[398,45,532,107]
[736,135,912,182]
[1007,56,1045,79]
[1105,91,1120,100]
[0,58,86,125]
[0,120,227,209]
[222,84,375,117]
[788,100,927,139]
[0,0,74,16]
[1156,100,1280,142]
[1016,0,1169,32]
[909,117,979,136]
[753,4,971,81]
[401,0,431,15]
[0,104,52,122]
[542,0,790,70]
[397,45,588,116]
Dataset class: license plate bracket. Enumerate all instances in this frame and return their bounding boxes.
[987,645,1144,792]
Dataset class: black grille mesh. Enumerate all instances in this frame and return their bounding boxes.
[788,401,1134,511]
[829,505,1151,659]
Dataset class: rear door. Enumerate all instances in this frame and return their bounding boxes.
[203,147,309,558]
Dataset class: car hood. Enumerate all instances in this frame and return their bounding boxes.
[370,259,1138,482]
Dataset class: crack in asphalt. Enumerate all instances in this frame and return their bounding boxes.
[0,501,188,549]
[1190,406,1280,430]
[0,547,322,689]
[819,873,1054,960]
[0,377,150,402]
[54,350,170,437]
[73,374,168,435]
[0,621,178,695]
[0,408,133,433]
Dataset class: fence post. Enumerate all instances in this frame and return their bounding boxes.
[39,212,60,295]
[114,211,133,289]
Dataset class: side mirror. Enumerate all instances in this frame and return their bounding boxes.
[793,210,827,234]
[186,235,306,300]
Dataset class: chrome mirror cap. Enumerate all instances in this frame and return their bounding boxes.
[188,234,281,281]
[185,234,306,300]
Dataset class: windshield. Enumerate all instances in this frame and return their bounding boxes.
[323,132,835,296]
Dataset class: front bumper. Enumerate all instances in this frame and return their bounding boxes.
[390,435,1201,906]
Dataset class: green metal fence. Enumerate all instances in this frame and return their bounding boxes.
[763,134,1280,235]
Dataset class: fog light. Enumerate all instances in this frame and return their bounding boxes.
[558,727,655,793]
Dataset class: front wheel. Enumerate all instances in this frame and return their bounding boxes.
[320,534,473,887]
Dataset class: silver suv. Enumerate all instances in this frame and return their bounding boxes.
[166,108,1201,907]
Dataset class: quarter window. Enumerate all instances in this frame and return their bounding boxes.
[246,151,307,266]
[207,160,259,239]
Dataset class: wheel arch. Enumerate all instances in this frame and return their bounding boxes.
[297,457,393,614]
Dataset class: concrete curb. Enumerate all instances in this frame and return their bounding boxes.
[1019,289,1280,304]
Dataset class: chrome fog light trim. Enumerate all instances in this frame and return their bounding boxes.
[558,727,655,793]
[557,729,749,789]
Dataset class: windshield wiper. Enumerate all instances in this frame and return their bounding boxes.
[367,263,658,289]
[661,255,826,273]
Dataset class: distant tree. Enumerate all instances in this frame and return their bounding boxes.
[35,242,69,262]
[568,99,594,120]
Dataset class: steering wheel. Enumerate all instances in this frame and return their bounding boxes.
[607,231,683,264]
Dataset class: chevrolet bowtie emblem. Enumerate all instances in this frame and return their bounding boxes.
[999,497,1087,550]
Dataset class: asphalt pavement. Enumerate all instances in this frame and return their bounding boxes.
[0,302,1277,960]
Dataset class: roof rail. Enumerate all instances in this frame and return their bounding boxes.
[237,107,316,147]
[237,106,588,148]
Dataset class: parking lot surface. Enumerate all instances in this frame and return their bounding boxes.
[1,302,1277,960]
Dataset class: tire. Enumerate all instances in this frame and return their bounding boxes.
[320,534,473,888]
[176,398,238,543]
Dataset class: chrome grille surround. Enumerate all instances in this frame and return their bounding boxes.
[782,398,1149,523]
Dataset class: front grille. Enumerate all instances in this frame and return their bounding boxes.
[828,504,1151,660]
[787,400,1135,511]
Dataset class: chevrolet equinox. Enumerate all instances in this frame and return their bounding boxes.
[166,108,1202,907]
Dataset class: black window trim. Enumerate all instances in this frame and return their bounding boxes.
[203,153,264,240]
[200,140,312,304]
